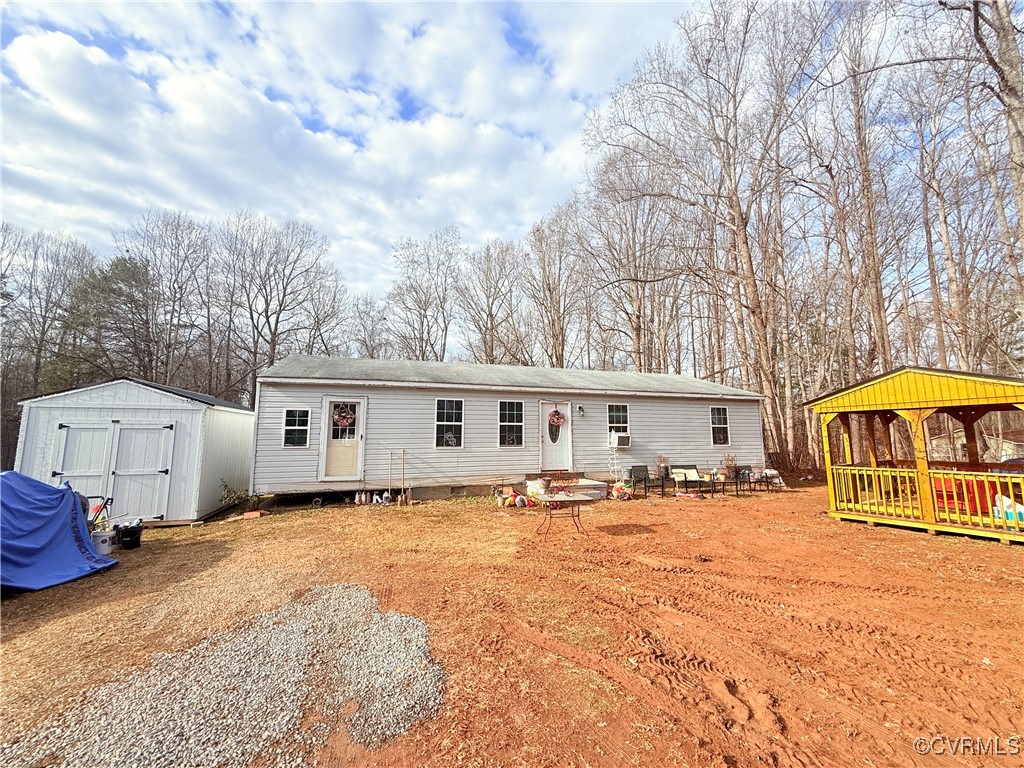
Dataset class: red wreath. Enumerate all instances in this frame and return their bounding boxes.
[333,404,356,427]
[548,409,566,427]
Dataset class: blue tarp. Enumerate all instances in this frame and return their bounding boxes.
[1,471,117,591]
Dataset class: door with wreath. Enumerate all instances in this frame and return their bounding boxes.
[323,399,365,480]
[540,401,572,471]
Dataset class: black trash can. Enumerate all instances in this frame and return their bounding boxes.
[117,525,143,550]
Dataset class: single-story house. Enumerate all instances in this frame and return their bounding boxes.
[250,355,765,496]
[15,379,254,523]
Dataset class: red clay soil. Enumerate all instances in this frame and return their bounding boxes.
[2,484,1022,767]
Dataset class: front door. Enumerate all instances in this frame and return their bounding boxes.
[323,398,365,480]
[540,401,572,471]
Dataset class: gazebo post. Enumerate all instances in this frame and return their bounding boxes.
[820,413,838,511]
[895,408,937,525]
[880,412,897,462]
[864,414,878,467]
[838,414,854,464]
[948,407,984,465]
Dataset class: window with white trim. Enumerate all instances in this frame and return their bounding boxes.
[711,406,730,445]
[498,401,524,447]
[608,404,629,434]
[283,409,310,447]
[435,399,464,448]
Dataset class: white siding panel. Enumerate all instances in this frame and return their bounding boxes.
[195,407,255,516]
[252,383,765,493]
[24,380,186,409]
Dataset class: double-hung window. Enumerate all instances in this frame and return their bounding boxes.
[435,399,464,448]
[283,409,310,447]
[499,401,524,447]
[711,406,730,445]
[608,404,629,434]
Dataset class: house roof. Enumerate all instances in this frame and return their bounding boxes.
[259,355,763,400]
[19,378,252,412]
[804,366,1024,412]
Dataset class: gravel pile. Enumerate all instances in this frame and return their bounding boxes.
[1,584,445,768]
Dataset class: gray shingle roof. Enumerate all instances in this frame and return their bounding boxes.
[260,355,762,400]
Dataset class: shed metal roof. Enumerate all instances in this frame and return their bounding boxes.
[19,378,251,411]
[260,355,763,400]
[126,379,252,411]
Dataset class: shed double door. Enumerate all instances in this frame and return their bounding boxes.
[53,422,174,521]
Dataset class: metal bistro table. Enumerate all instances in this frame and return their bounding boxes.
[535,493,593,539]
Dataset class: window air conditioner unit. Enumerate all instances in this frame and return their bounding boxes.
[609,432,631,448]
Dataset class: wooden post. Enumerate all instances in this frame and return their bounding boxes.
[895,408,937,524]
[947,407,984,465]
[864,414,878,467]
[820,413,838,511]
[838,414,854,465]
[880,412,897,462]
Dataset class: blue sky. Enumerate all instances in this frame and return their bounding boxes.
[1,1,690,290]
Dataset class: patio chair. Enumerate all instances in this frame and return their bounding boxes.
[629,465,657,498]
[668,465,716,496]
[726,465,753,496]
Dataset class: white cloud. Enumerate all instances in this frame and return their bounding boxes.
[1,0,692,292]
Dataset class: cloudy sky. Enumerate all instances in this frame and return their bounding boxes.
[2,1,691,289]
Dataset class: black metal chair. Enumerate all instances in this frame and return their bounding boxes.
[727,465,753,496]
[629,465,657,498]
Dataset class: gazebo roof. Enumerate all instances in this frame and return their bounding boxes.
[804,366,1024,413]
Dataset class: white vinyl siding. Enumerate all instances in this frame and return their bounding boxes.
[196,407,255,515]
[251,382,765,493]
[498,401,524,447]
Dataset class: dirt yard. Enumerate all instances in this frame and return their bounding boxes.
[2,484,1022,767]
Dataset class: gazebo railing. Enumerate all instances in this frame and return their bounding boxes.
[831,466,921,520]
[831,465,1024,533]
[929,469,1024,532]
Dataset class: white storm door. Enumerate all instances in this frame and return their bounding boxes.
[321,398,366,480]
[109,422,174,521]
[52,423,114,497]
[540,401,572,471]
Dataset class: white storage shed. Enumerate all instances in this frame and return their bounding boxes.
[15,379,254,523]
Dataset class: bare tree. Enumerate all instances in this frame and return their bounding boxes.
[386,225,464,362]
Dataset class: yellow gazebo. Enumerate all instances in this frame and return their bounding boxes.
[805,367,1024,544]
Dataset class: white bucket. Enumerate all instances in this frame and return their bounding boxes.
[91,529,116,556]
